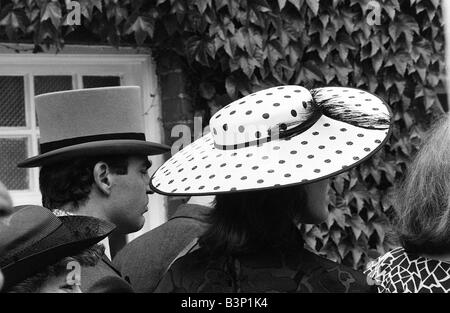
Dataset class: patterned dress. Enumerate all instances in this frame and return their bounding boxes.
[155,239,375,293]
[365,247,450,293]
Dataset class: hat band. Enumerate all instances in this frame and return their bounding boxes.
[39,132,146,154]
[214,109,322,150]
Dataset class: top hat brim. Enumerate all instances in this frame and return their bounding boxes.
[1,215,115,291]
[17,140,171,168]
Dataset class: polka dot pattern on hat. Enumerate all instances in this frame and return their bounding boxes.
[151,86,391,195]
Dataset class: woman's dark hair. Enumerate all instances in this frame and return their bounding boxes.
[394,113,450,254]
[199,185,309,256]
[39,155,129,212]
[7,244,104,293]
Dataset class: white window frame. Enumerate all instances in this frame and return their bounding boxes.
[0,45,168,239]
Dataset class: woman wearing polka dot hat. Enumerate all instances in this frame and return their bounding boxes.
[153,85,392,293]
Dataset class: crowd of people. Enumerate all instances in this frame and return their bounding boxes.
[0,84,449,293]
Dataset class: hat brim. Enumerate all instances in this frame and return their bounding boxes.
[17,140,171,168]
[1,215,114,291]
[150,115,392,196]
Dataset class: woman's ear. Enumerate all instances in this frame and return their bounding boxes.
[93,162,112,195]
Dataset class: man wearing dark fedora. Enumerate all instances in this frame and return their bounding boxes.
[0,205,115,292]
[17,86,170,292]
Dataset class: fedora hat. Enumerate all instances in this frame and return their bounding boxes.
[150,86,393,195]
[0,205,115,291]
[18,86,170,168]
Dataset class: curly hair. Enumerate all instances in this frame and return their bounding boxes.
[7,244,105,293]
[394,113,450,254]
[39,155,129,212]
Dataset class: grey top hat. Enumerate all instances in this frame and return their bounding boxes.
[18,86,170,168]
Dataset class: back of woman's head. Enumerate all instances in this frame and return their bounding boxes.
[199,185,309,256]
[395,114,450,254]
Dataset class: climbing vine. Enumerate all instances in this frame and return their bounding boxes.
[0,0,445,269]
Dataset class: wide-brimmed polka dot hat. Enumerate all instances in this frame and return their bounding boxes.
[150,86,393,196]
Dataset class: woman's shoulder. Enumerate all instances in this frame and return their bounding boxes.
[365,247,450,292]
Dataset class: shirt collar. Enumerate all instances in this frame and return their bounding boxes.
[52,209,112,260]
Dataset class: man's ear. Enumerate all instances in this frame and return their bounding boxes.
[93,162,112,195]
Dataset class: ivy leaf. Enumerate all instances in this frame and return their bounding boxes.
[351,246,364,268]
[372,51,383,73]
[278,0,287,10]
[0,11,21,29]
[388,14,419,43]
[329,207,349,229]
[264,42,283,67]
[41,1,61,28]
[330,229,342,245]
[306,0,319,15]
[295,60,324,83]
[239,55,259,77]
[372,222,386,242]
[195,0,211,14]
[348,215,367,240]
[411,39,432,62]
[225,76,237,98]
[390,50,410,75]
[288,0,303,11]
[199,82,216,100]
[125,16,154,45]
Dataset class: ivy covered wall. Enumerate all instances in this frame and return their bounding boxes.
[0,0,446,269]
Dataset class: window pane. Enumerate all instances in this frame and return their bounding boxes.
[0,137,29,190]
[34,75,73,95]
[83,76,121,88]
[0,76,25,127]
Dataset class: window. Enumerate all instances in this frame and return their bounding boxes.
[0,48,167,239]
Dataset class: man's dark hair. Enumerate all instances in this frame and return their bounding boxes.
[199,185,310,256]
[39,155,129,212]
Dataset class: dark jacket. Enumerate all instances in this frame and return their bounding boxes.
[81,255,134,293]
[155,235,375,293]
[113,204,211,293]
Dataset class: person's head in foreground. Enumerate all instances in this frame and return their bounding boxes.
[0,181,12,217]
[17,87,170,234]
[0,205,115,293]
[151,85,392,292]
[366,113,450,293]
[394,113,450,254]
[0,181,12,292]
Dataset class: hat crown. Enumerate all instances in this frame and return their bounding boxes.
[36,86,145,144]
[209,86,312,147]
[0,206,61,264]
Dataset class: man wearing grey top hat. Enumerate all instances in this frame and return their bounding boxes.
[17,86,170,293]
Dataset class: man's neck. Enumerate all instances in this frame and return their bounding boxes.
[58,201,108,221]
[56,202,127,260]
